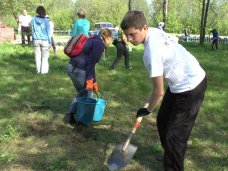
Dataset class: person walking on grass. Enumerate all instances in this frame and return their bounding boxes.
[120,11,207,171]
[19,9,32,46]
[210,28,219,50]
[31,6,51,74]
[64,29,113,126]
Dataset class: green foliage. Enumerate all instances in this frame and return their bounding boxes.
[51,9,74,30]
[0,152,14,164]
[132,0,152,26]
[1,0,228,35]
[0,0,40,27]
[1,15,18,29]
[208,0,228,34]
[44,0,75,30]
[151,0,228,35]
[0,0,74,30]
[46,159,71,170]
[0,124,17,143]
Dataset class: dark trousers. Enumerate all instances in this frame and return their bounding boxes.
[111,41,129,69]
[212,39,218,49]
[157,76,207,171]
[21,26,31,45]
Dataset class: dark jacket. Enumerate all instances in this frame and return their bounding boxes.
[211,29,219,40]
[69,35,105,82]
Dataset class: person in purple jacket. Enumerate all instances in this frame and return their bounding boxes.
[64,29,113,126]
[210,28,219,50]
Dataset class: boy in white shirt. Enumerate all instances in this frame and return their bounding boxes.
[120,11,207,171]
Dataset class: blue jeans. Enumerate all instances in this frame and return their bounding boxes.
[66,63,93,113]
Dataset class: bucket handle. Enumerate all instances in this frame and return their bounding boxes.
[76,89,106,100]
[96,90,105,100]
[76,89,99,98]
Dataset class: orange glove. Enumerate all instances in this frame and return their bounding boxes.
[86,79,93,91]
[93,82,98,93]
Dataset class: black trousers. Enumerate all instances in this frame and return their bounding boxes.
[111,41,129,69]
[21,26,31,45]
[211,39,218,49]
[157,76,207,171]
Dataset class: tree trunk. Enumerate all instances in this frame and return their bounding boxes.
[204,0,210,36]
[200,0,205,45]
[162,0,168,31]
[128,0,132,11]
[200,0,210,45]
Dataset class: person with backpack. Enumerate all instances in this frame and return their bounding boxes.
[120,11,207,171]
[64,28,113,126]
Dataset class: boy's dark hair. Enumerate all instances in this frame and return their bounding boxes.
[36,6,46,17]
[121,11,147,30]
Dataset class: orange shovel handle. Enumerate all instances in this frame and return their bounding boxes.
[122,117,142,151]
[132,117,142,133]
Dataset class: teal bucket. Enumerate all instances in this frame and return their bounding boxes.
[93,98,106,121]
[76,97,97,125]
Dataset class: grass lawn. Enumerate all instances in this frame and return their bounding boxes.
[0,41,228,171]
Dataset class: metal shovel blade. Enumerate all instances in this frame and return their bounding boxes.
[107,143,138,171]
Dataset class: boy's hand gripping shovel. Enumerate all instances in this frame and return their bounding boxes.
[107,117,143,171]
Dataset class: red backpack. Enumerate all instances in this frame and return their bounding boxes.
[64,34,89,58]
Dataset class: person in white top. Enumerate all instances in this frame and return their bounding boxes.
[19,9,32,45]
[121,11,207,171]
[47,16,57,55]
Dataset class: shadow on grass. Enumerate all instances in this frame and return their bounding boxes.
[1,116,163,171]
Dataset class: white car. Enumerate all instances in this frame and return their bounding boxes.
[89,22,118,39]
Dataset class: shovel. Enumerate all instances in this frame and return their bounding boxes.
[107,117,143,171]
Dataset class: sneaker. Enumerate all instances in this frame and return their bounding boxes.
[126,66,133,70]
